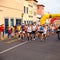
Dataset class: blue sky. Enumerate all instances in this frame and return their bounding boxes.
[37,0,60,14]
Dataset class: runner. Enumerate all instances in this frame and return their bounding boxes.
[32,24,36,40]
[21,24,25,39]
[7,26,12,39]
[39,25,44,41]
[27,24,32,41]
[24,24,28,37]
[47,25,51,36]
[43,25,47,41]
[17,25,21,39]
[37,25,41,38]
[51,25,55,35]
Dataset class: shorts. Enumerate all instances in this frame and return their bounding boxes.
[27,32,32,34]
[15,30,18,33]
[38,31,43,34]
[19,30,22,33]
[32,31,36,34]
[23,31,25,33]
[51,30,54,33]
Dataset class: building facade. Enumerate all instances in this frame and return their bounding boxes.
[0,0,38,26]
[37,4,45,15]
[23,0,38,24]
[37,4,45,24]
[0,0,24,26]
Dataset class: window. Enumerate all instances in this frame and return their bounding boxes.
[24,6,28,14]
[16,19,22,25]
[24,21,26,25]
[28,4,33,8]
[24,6,25,13]
[31,21,33,24]
[10,18,14,27]
[34,12,36,16]
[27,21,29,24]
[27,7,28,14]
[4,18,9,33]
[29,21,30,24]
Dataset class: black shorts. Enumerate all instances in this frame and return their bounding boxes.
[32,31,36,34]
[27,32,32,34]
[15,30,18,33]
[38,31,43,34]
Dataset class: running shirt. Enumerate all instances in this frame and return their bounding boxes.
[32,25,36,31]
[43,28,47,34]
[40,26,44,31]
[21,25,25,31]
[27,26,32,32]
[17,25,21,32]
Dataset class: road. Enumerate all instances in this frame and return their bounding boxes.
[0,34,60,60]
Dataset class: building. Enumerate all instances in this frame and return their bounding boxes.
[0,0,24,26]
[23,0,38,24]
[0,0,24,33]
[37,4,45,15]
[37,4,45,24]
[0,0,38,26]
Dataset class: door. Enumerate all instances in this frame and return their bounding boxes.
[10,18,14,27]
[16,19,21,26]
[5,18,9,33]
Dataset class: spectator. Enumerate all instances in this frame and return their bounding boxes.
[0,25,2,39]
[1,24,5,38]
[56,26,60,40]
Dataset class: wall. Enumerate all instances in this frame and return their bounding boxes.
[0,0,23,25]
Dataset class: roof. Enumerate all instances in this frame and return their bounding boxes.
[26,0,38,2]
[37,4,45,7]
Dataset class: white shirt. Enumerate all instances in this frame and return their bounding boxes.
[27,26,32,32]
[32,25,36,31]
[43,28,47,34]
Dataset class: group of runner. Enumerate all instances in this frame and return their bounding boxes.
[0,23,57,41]
[8,23,57,41]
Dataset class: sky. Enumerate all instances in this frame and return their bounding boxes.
[37,0,60,14]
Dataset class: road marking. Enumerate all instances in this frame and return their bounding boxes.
[0,41,28,54]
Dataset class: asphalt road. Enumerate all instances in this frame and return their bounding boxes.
[0,34,60,60]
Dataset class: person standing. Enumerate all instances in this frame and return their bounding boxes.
[0,25,2,40]
[56,26,60,40]
[1,24,5,38]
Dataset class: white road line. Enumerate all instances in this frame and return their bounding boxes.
[0,41,28,54]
